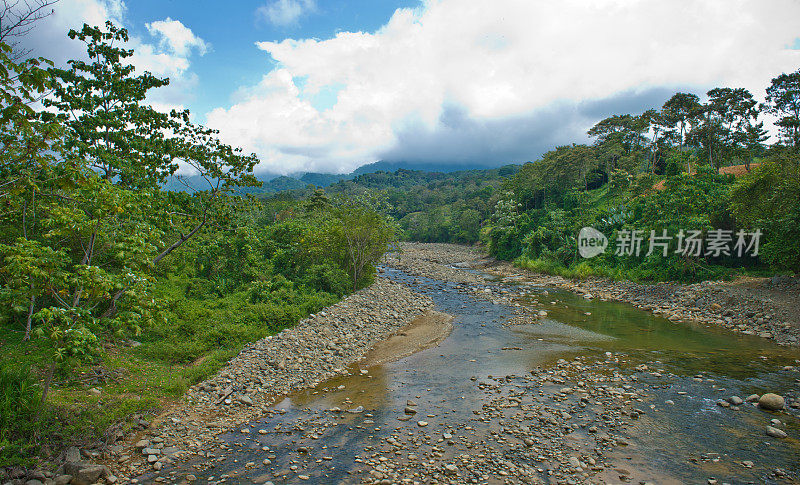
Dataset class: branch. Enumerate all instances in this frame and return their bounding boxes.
[152,207,207,265]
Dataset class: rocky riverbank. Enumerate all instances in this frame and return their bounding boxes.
[95,277,434,482]
[390,242,800,347]
[22,243,798,485]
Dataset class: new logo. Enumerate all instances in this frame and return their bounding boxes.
[578,227,608,258]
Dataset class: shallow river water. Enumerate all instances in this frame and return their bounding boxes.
[163,267,800,485]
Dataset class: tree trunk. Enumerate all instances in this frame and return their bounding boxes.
[23,294,35,341]
[39,361,55,410]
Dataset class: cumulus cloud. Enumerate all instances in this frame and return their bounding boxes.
[257,0,316,27]
[17,0,125,66]
[146,17,209,57]
[208,0,800,174]
[17,0,207,113]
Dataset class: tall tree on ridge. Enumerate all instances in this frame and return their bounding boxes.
[765,68,800,148]
[662,92,701,171]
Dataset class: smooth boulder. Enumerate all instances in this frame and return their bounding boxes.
[758,393,785,411]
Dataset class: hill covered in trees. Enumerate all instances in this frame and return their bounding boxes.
[261,68,800,281]
[261,165,519,243]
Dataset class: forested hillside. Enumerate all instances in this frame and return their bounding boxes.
[262,165,519,243]
[261,69,799,281]
[0,23,395,465]
[481,76,800,281]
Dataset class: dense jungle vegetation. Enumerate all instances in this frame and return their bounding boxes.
[481,76,800,281]
[0,23,396,465]
[266,70,800,281]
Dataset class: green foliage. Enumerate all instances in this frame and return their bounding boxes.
[729,149,800,272]
[0,23,397,466]
[764,68,800,147]
[0,367,42,466]
[264,166,515,244]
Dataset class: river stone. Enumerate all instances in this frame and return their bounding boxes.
[758,393,785,410]
[766,426,787,438]
[727,396,743,406]
[53,475,72,485]
[64,446,81,463]
[63,464,108,485]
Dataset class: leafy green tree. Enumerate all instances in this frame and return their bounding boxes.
[705,87,764,168]
[764,68,800,148]
[0,41,60,339]
[45,22,177,189]
[332,198,398,290]
[662,92,701,156]
[43,21,259,314]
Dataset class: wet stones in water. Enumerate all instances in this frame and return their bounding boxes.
[727,396,743,406]
[758,393,785,411]
[766,426,787,439]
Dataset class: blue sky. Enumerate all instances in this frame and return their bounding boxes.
[24,0,800,175]
[122,0,420,121]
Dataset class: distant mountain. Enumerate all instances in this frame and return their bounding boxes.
[162,171,346,195]
[352,160,500,175]
[299,172,352,186]
[163,160,512,195]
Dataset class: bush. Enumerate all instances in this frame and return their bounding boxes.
[302,264,351,296]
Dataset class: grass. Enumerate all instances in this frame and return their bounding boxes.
[515,256,617,280]
[0,274,339,467]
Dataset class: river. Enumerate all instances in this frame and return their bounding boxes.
[154,265,799,485]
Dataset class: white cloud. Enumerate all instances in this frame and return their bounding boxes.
[18,0,125,66]
[146,17,209,57]
[257,0,316,27]
[208,0,800,174]
[17,0,207,114]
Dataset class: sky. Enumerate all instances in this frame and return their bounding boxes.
[20,0,800,175]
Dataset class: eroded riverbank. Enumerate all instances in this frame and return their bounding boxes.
[108,278,437,482]
[121,243,800,485]
[392,242,800,347]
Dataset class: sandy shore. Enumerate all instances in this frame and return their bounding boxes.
[361,310,454,366]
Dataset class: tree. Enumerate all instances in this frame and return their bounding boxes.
[0,0,58,60]
[662,92,701,170]
[0,40,60,340]
[45,22,177,189]
[640,109,667,173]
[0,22,259,404]
[332,198,398,291]
[764,68,800,148]
[45,22,259,315]
[703,87,764,169]
[729,149,800,272]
